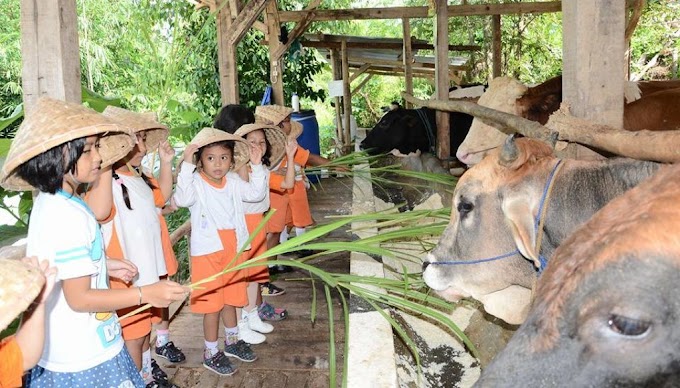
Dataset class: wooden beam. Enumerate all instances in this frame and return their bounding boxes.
[298,38,480,52]
[330,49,344,150]
[351,74,374,96]
[341,39,352,153]
[253,20,267,34]
[434,0,450,159]
[403,18,414,108]
[20,0,81,114]
[215,0,239,104]
[226,0,269,46]
[265,0,284,105]
[279,1,562,22]
[349,64,370,83]
[492,14,502,78]
[272,0,321,61]
[341,56,467,71]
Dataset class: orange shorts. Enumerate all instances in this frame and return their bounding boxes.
[159,215,178,276]
[190,229,248,313]
[111,279,162,340]
[267,180,313,233]
[244,213,269,283]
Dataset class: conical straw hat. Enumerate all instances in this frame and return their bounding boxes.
[0,97,135,192]
[254,105,302,140]
[235,123,287,169]
[189,127,250,171]
[0,258,45,332]
[102,106,168,152]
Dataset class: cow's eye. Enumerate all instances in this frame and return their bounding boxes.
[607,314,651,337]
[457,200,474,217]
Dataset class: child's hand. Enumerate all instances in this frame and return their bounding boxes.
[158,141,175,164]
[161,198,178,215]
[142,280,190,308]
[249,143,264,165]
[285,139,298,158]
[107,259,138,283]
[21,257,57,305]
[183,144,199,164]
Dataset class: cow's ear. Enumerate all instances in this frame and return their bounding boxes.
[502,196,541,268]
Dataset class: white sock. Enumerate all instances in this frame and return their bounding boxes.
[204,340,219,357]
[141,348,152,382]
[280,227,289,243]
[225,326,239,345]
[295,227,306,237]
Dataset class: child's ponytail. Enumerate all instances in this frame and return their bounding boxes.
[113,169,157,210]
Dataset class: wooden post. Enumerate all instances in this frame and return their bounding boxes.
[492,14,502,78]
[20,0,81,115]
[402,18,414,108]
[563,0,625,128]
[330,49,344,150]
[434,0,450,159]
[266,0,284,105]
[341,39,352,153]
[216,0,239,104]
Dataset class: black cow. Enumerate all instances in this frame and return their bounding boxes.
[360,107,474,157]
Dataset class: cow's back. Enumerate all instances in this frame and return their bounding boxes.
[624,88,680,131]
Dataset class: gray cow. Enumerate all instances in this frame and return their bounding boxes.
[422,136,660,324]
[475,162,680,387]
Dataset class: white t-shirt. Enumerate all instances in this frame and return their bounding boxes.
[173,162,267,256]
[242,169,271,215]
[26,191,124,372]
[101,173,167,286]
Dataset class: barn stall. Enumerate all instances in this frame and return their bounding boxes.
[3,0,679,387]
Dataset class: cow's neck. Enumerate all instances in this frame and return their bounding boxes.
[540,159,661,260]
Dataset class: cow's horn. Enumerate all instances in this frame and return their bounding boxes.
[499,135,519,166]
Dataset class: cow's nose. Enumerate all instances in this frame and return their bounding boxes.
[422,261,431,272]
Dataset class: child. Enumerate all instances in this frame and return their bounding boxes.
[0,97,189,387]
[0,257,56,387]
[173,127,266,375]
[234,123,297,334]
[98,106,183,387]
[254,105,333,296]
[213,104,288,322]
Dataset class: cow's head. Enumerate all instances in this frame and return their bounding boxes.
[360,107,426,155]
[423,136,556,325]
[455,77,528,166]
[476,164,680,387]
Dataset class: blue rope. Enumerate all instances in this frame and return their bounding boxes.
[415,108,436,153]
[430,160,563,276]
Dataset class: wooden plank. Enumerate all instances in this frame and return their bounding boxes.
[278,1,562,22]
[563,0,625,131]
[342,56,467,71]
[348,63,370,83]
[341,39,352,154]
[492,14,502,78]
[403,18,414,108]
[330,49,344,152]
[299,35,480,52]
[215,0,239,104]
[351,74,374,96]
[20,0,82,114]
[265,0,284,105]
[226,0,269,46]
[434,0,450,159]
[272,0,321,61]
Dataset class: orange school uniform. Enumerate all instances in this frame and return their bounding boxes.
[0,337,23,388]
[267,146,313,233]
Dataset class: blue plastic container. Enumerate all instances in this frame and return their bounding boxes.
[291,110,321,183]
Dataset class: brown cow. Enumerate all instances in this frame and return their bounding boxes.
[422,136,660,324]
[475,163,680,387]
[456,76,680,165]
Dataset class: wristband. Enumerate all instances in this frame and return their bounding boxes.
[138,286,143,305]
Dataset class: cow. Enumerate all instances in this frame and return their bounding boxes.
[475,163,680,388]
[360,106,474,157]
[456,76,680,166]
[421,136,661,324]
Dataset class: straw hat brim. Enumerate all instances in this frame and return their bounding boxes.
[234,123,288,169]
[190,127,250,172]
[289,121,303,140]
[102,106,169,152]
[0,98,135,192]
[0,259,45,332]
[255,105,293,126]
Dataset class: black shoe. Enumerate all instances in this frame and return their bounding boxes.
[268,264,294,275]
[155,341,186,363]
[294,249,317,258]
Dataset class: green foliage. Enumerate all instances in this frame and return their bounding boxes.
[630,0,680,79]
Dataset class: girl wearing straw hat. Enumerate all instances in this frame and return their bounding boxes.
[213,104,288,322]
[0,257,56,387]
[173,127,266,376]
[95,106,183,387]
[0,98,188,388]
[233,123,297,335]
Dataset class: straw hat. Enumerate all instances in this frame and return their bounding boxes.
[102,106,168,152]
[189,127,250,171]
[0,258,45,332]
[0,97,135,192]
[255,105,303,140]
[235,123,288,168]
